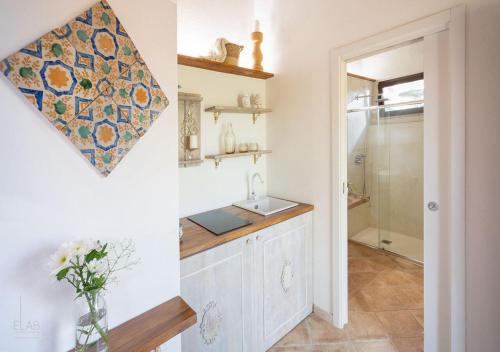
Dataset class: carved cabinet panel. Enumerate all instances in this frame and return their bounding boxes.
[254,212,313,350]
[180,235,254,351]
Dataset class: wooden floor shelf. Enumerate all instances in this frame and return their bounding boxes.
[205,150,271,168]
[205,106,272,123]
[178,54,274,80]
[69,296,196,352]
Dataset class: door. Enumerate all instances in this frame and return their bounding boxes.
[254,213,313,350]
[331,7,465,351]
[180,235,254,351]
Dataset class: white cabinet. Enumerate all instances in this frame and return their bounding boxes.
[180,235,254,352]
[181,211,313,352]
[254,212,313,350]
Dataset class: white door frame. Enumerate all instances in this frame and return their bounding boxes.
[330,5,465,352]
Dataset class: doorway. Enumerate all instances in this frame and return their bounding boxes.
[330,7,465,352]
[347,40,424,263]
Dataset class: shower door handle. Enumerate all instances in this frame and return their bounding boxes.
[427,201,439,211]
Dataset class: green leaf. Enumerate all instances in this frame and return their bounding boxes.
[77,30,89,42]
[19,67,34,78]
[137,69,144,80]
[54,100,67,115]
[119,88,128,98]
[79,78,92,90]
[85,249,99,263]
[154,96,161,104]
[51,43,63,57]
[56,267,69,281]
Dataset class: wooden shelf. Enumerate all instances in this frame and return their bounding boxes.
[205,150,271,168]
[178,54,274,80]
[69,296,196,352]
[205,106,272,123]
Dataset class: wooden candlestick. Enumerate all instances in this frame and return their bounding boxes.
[251,31,263,71]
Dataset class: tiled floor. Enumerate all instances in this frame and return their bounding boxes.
[269,241,423,352]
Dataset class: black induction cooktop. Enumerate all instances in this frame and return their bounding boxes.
[188,208,252,235]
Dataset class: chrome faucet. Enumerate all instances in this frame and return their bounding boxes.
[250,172,264,200]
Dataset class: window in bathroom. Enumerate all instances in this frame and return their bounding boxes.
[378,73,424,117]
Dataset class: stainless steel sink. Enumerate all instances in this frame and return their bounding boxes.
[233,197,299,216]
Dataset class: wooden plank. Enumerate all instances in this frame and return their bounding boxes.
[69,296,196,352]
[205,106,272,114]
[178,54,274,80]
[180,202,314,259]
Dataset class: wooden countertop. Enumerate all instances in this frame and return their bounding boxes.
[69,296,196,352]
[180,202,314,259]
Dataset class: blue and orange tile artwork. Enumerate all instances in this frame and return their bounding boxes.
[1,0,169,176]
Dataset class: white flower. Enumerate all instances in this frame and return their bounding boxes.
[87,259,106,274]
[71,239,95,258]
[49,243,73,275]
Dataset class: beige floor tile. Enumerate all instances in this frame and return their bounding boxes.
[345,311,388,340]
[391,337,424,352]
[352,339,397,352]
[275,320,311,347]
[376,311,423,338]
[349,258,375,273]
[365,255,398,272]
[349,242,380,258]
[410,310,424,328]
[307,313,350,344]
[366,270,416,287]
[349,272,378,294]
[393,286,423,310]
[349,286,405,312]
[401,269,423,286]
[393,257,422,270]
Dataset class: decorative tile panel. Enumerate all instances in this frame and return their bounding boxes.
[1,0,169,176]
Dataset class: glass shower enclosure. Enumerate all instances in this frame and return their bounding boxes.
[346,79,424,262]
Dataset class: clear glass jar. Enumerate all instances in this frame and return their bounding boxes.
[75,292,108,352]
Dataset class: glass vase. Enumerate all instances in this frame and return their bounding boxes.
[75,292,108,352]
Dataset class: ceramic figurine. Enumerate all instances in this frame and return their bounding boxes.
[251,94,263,108]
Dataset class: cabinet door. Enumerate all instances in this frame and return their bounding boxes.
[181,235,254,352]
[255,213,313,350]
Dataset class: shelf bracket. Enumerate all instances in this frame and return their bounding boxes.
[252,113,260,124]
[214,158,221,168]
[253,153,262,164]
[213,111,221,123]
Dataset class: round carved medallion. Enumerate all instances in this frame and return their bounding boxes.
[199,301,222,345]
[281,260,294,293]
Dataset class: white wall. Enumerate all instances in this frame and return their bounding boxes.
[178,66,267,217]
[255,0,500,351]
[0,1,180,351]
[177,0,257,68]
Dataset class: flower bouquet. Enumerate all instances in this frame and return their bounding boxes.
[50,239,138,352]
